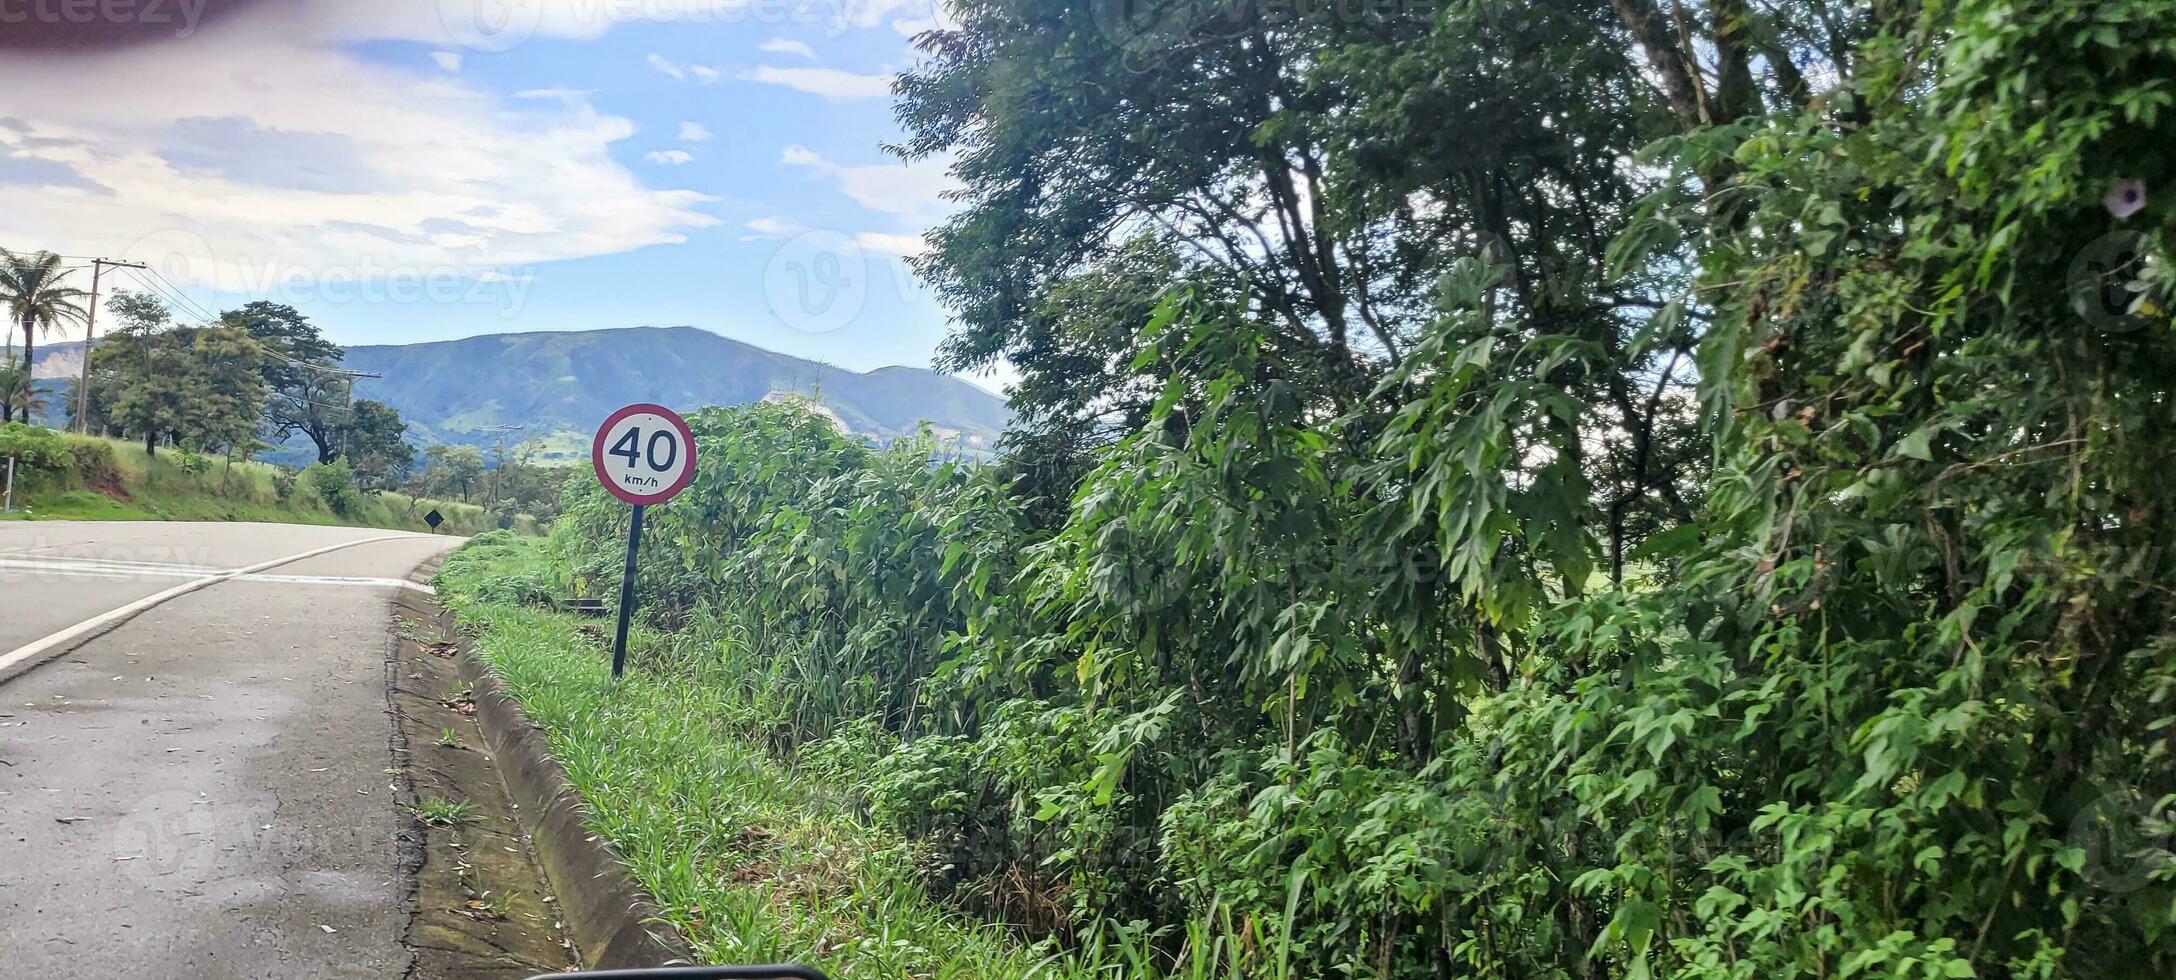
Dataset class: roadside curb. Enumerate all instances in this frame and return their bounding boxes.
[431,597,696,970]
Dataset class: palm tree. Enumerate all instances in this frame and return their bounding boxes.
[0,361,26,427]
[0,249,89,424]
[3,366,47,422]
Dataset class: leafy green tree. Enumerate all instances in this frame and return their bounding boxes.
[898,0,1708,558]
[416,443,485,502]
[90,291,181,455]
[0,249,88,424]
[224,302,351,463]
[503,2,2168,976]
[105,289,171,335]
[482,443,571,520]
[175,325,268,458]
[0,361,29,428]
[72,290,167,438]
[339,400,412,493]
[92,293,265,459]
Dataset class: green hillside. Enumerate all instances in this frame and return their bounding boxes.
[340,326,1011,460]
[0,425,506,535]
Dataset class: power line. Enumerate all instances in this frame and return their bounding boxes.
[76,258,149,433]
[122,267,220,325]
[120,267,210,324]
[124,265,380,379]
[17,244,386,413]
[0,245,110,265]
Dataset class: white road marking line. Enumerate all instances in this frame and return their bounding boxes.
[0,555,224,574]
[0,535,424,679]
[0,559,436,594]
[0,555,437,592]
[0,558,216,580]
[241,573,435,593]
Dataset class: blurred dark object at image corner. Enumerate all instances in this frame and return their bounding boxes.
[0,0,266,50]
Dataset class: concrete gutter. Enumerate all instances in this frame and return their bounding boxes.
[443,606,696,970]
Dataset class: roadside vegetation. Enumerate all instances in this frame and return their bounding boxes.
[4,253,570,532]
[463,1,2176,977]
[438,534,1092,978]
[0,423,504,533]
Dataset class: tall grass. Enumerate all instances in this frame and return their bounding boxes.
[436,534,1295,979]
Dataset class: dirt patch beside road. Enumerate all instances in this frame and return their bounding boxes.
[387,582,577,979]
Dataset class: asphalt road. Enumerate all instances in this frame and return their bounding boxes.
[0,521,463,977]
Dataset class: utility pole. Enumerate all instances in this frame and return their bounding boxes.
[481,424,524,508]
[76,258,148,434]
[283,359,379,461]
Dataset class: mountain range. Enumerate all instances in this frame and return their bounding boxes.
[26,326,1012,459]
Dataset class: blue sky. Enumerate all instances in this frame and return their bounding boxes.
[0,1,995,389]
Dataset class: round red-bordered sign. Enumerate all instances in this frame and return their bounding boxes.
[591,403,699,506]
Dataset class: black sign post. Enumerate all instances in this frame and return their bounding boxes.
[424,509,444,532]
[610,505,645,679]
[591,404,698,682]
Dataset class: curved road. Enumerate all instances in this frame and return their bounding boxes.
[0,521,462,977]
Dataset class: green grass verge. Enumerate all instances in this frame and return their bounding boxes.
[2,433,515,535]
[436,534,1089,979]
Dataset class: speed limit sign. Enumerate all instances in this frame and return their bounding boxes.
[591,403,698,679]
[592,403,697,506]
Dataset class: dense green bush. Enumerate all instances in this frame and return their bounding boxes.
[302,459,363,516]
[67,440,118,487]
[535,1,2176,976]
[0,422,70,471]
[554,403,1027,745]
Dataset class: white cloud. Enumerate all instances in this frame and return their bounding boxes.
[651,53,722,84]
[679,122,713,143]
[758,37,817,59]
[514,87,596,102]
[744,216,799,235]
[646,150,696,165]
[0,4,715,315]
[890,0,963,37]
[331,1,764,48]
[844,0,919,29]
[308,0,931,49]
[855,231,927,256]
[739,66,893,103]
[646,52,686,81]
[430,51,463,72]
[779,144,955,217]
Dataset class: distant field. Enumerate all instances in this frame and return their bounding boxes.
[1,431,518,536]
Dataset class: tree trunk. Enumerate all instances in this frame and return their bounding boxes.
[21,313,34,420]
[145,430,156,458]
[1608,0,1705,131]
[310,423,338,464]
[8,311,31,425]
